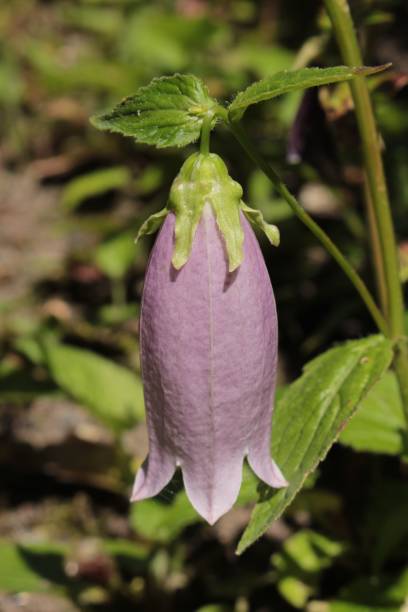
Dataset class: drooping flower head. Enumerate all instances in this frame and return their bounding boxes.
[132,152,287,524]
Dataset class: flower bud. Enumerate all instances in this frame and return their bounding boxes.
[132,153,287,524]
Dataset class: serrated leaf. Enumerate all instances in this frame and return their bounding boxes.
[237,335,393,554]
[43,340,144,431]
[228,65,389,121]
[339,371,407,456]
[91,74,218,148]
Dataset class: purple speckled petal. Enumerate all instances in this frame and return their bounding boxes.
[132,204,287,523]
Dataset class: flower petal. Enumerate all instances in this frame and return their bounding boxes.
[131,449,176,501]
[182,453,244,524]
[133,202,286,522]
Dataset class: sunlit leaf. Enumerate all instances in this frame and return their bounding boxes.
[91,74,218,148]
[272,530,345,609]
[237,335,393,554]
[228,65,389,121]
[62,167,130,211]
[43,340,144,430]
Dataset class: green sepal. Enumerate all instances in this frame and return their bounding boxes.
[240,201,280,247]
[168,154,206,269]
[213,188,244,272]
[168,153,244,271]
[135,207,169,244]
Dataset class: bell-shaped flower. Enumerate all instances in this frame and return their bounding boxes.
[131,153,287,524]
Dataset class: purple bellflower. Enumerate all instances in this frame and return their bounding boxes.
[131,153,287,524]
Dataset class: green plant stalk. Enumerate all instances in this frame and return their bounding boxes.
[228,120,387,335]
[363,174,388,317]
[200,113,212,155]
[323,0,408,421]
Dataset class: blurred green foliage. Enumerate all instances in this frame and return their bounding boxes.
[1,0,408,610]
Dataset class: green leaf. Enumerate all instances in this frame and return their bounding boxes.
[62,167,130,211]
[228,65,389,121]
[339,371,408,456]
[0,540,67,593]
[94,230,140,280]
[130,490,201,543]
[43,340,144,431]
[91,74,218,148]
[237,335,393,554]
[240,201,280,246]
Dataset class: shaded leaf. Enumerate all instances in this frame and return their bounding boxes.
[327,568,408,611]
[339,371,408,456]
[102,539,150,574]
[91,74,218,148]
[228,65,389,121]
[0,540,66,593]
[363,482,408,572]
[237,335,393,554]
[0,368,56,402]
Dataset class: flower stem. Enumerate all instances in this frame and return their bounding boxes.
[363,174,388,317]
[228,120,387,336]
[200,113,212,155]
[323,0,408,422]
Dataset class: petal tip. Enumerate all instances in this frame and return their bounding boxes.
[130,454,176,503]
[182,458,243,525]
[189,496,236,526]
[248,449,288,490]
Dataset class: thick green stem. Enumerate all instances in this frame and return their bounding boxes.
[229,121,387,335]
[324,0,408,423]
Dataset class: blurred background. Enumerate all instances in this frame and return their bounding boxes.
[1,0,408,610]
